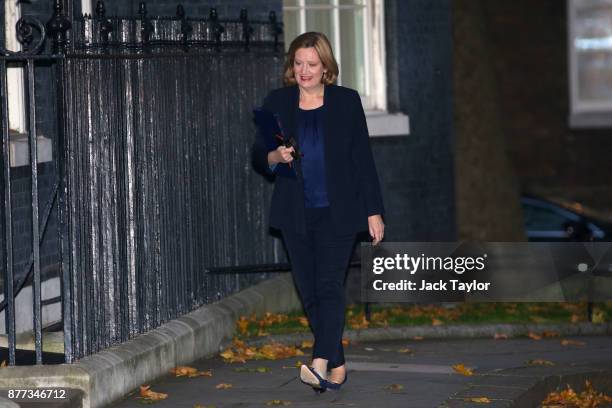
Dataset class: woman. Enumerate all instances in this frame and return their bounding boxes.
[253,32,385,392]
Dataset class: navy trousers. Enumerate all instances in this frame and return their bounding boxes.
[281,206,356,369]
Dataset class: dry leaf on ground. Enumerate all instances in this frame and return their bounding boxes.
[297,317,309,327]
[301,340,313,349]
[561,339,585,346]
[139,385,168,402]
[542,380,612,407]
[527,359,554,366]
[342,338,350,346]
[528,332,542,340]
[452,363,474,376]
[265,400,292,406]
[397,348,412,353]
[465,397,491,403]
[493,333,508,340]
[384,384,404,392]
[215,383,233,390]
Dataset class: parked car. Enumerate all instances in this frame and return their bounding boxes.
[521,195,612,242]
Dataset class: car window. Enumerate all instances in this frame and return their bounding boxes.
[523,204,572,230]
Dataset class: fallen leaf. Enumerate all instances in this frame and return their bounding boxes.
[342,338,350,346]
[542,380,612,407]
[215,383,233,390]
[431,318,444,326]
[301,340,313,349]
[236,316,250,335]
[465,397,491,403]
[493,333,508,340]
[193,404,216,408]
[413,336,424,341]
[364,347,375,351]
[527,359,554,366]
[592,309,606,324]
[397,348,412,353]
[170,366,198,377]
[542,331,560,338]
[561,339,585,346]
[139,385,168,401]
[570,313,581,323]
[297,317,309,327]
[384,383,404,392]
[452,363,474,376]
[265,400,292,406]
[528,332,542,340]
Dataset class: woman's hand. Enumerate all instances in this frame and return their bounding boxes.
[268,145,295,165]
[368,214,385,245]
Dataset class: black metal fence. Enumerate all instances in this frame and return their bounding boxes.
[1,0,285,365]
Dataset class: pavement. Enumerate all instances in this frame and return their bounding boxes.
[110,333,612,408]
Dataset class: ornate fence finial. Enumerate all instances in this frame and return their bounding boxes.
[209,8,224,52]
[139,1,153,48]
[177,5,192,50]
[240,9,253,52]
[96,1,113,47]
[268,11,282,52]
[46,0,71,53]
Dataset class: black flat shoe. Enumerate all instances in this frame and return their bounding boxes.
[326,370,348,391]
[299,365,329,393]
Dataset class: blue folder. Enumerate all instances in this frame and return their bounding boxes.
[253,107,297,178]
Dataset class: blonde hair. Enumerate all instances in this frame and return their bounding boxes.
[283,32,339,86]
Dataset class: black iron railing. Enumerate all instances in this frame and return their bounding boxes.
[1,0,285,365]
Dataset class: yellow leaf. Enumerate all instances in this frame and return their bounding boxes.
[139,385,168,401]
[431,318,444,326]
[465,397,491,403]
[452,363,474,376]
[236,316,250,335]
[542,331,560,338]
[384,383,404,392]
[398,348,412,353]
[297,317,309,327]
[413,336,424,341]
[301,340,313,349]
[528,332,542,340]
[341,338,350,346]
[265,400,292,406]
[527,359,554,366]
[215,383,233,389]
[170,366,198,377]
[592,309,606,324]
[561,339,585,346]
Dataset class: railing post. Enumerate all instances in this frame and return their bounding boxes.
[139,2,153,50]
[240,9,253,52]
[177,5,192,51]
[47,0,72,54]
[268,11,282,53]
[0,60,17,366]
[209,8,224,52]
[96,1,113,49]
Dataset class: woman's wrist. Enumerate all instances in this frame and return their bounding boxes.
[267,150,280,165]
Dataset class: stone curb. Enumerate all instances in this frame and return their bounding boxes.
[235,322,612,348]
[0,274,301,408]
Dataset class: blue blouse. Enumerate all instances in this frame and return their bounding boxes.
[298,105,329,208]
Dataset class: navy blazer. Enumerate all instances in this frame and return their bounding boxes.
[252,83,384,235]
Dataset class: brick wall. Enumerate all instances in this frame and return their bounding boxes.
[483,0,612,212]
[376,0,456,241]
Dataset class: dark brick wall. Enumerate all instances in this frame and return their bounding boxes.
[376,0,456,241]
[483,0,612,212]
